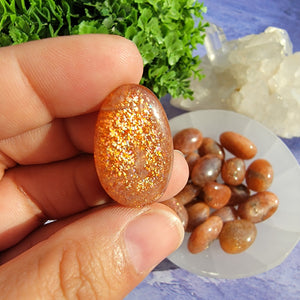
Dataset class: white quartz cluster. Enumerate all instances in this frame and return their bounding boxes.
[171,25,300,138]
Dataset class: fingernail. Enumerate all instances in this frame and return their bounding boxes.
[124,208,184,274]
[174,149,185,157]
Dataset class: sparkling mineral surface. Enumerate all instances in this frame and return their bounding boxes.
[171,25,300,138]
[94,84,173,207]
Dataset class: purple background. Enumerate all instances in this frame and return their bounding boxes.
[126,1,300,299]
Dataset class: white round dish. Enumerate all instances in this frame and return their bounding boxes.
[168,109,300,279]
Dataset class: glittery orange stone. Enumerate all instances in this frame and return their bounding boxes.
[94,84,173,207]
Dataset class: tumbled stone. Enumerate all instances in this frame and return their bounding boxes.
[203,182,231,209]
[237,191,279,223]
[188,216,223,254]
[94,84,173,207]
[198,137,225,160]
[221,157,246,185]
[219,219,257,254]
[245,159,274,192]
[173,128,203,155]
[220,131,257,159]
[191,154,222,187]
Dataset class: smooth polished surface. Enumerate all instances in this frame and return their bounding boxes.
[126,1,300,299]
[94,84,173,207]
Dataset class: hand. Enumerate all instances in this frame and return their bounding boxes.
[0,35,189,299]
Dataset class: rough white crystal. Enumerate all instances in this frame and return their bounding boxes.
[171,26,300,138]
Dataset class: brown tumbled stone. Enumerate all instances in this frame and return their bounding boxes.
[191,154,222,187]
[219,219,257,254]
[188,216,223,254]
[173,128,203,155]
[198,137,225,160]
[237,191,279,223]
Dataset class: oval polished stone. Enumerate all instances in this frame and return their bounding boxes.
[237,191,279,223]
[94,84,173,207]
[245,159,274,192]
[188,216,223,254]
[198,137,225,160]
[203,182,232,209]
[173,128,203,155]
[219,219,257,254]
[191,154,222,187]
[220,131,257,159]
[221,157,246,186]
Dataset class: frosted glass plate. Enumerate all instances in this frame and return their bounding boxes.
[168,110,300,279]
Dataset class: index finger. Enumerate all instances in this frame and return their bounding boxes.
[0,34,143,140]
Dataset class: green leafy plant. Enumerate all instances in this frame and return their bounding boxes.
[0,0,208,98]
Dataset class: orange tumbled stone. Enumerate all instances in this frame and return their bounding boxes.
[94,84,173,207]
[219,219,257,254]
[203,182,231,209]
[220,131,257,159]
[245,159,274,192]
[188,216,223,254]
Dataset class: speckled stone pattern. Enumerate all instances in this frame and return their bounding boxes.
[126,0,300,299]
[94,84,173,207]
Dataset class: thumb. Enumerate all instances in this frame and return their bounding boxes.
[0,203,184,300]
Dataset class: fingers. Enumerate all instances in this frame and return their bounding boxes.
[159,150,189,202]
[0,35,143,169]
[0,34,143,140]
[0,204,184,299]
[0,155,110,250]
[0,113,98,166]
[0,151,188,251]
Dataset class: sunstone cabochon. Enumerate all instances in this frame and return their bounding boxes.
[94,84,173,207]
